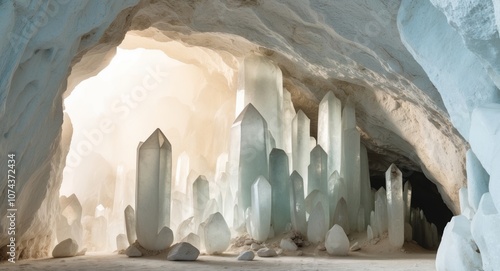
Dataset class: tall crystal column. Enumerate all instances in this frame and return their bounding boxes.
[360,144,373,225]
[236,55,284,149]
[308,145,328,196]
[386,164,404,247]
[135,128,173,251]
[290,171,307,235]
[283,88,296,170]
[228,104,269,211]
[193,175,210,227]
[403,181,412,223]
[174,152,190,194]
[318,91,342,177]
[341,102,360,230]
[292,110,310,195]
[251,176,272,242]
[329,171,347,228]
[269,148,291,235]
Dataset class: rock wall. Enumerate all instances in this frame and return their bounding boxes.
[0,0,497,261]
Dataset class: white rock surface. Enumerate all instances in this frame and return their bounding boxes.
[280,238,298,252]
[125,245,142,257]
[167,242,200,261]
[52,238,78,258]
[203,212,230,255]
[237,250,255,261]
[435,215,482,271]
[325,225,349,256]
[256,247,278,257]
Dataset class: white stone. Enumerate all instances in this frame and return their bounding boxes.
[256,247,278,257]
[52,238,79,258]
[237,250,255,261]
[280,238,298,251]
[203,212,230,255]
[125,245,142,257]
[251,243,262,251]
[167,242,200,261]
[325,225,349,256]
[436,215,482,271]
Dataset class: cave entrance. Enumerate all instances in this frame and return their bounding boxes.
[59,33,237,251]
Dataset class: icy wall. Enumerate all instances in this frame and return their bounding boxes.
[0,0,498,263]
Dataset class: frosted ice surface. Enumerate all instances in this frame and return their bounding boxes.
[289,171,307,235]
[469,103,500,174]
[250,176,272,242]
[325,224,349,256]
[136,129,172,251]
[459,187,470,213]
[471,193,500,270]
[466,150,490,211]
[307,202,327,244]
[386,164,404,247]
[203,212,231,254]
[269,148,291,235]
[292,110,310,196]
[436,215,482,271]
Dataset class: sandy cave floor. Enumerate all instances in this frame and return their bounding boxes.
[1,233,436,271]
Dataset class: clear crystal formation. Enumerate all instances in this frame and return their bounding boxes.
[113,55,427,255]
[136,128,173,251]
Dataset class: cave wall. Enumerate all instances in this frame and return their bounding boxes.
[0,0,498,260]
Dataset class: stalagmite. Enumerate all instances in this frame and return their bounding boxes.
[135,129,173,251]
[229,104,269,211]
[269,148,291,235]
[292,110,310,195]
[386,164,404,247]
[250,176,272,242]
[289,171,307,235]
[318,91,342,177]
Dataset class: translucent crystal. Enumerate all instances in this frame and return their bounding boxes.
[282,88,296,168]
[124,205,136,245]
[471,192,500,270]
[342,127,361,231]
[386,164,404,247]
[193,175,210,227]
[403,181,412,224]
[367,225,374,241]
[57,194,83,247]
[236,55,284,149]
[250,176,272,242]
[329,171,347,228]
[307,202,327,244]
[305,190,329,230]
[317,91,342,177]
[308,145,328,196]
[375,187,388,234]
[289,171,307,235]
[292,110,310,195]
[332,197,350,235]
[269,148,291,235]
[174,152,190,194]
[466,150,489,211]
[136,129,173,251]
[370,210,379,238]
[92,216,107,251]
[360,144,373,224]
[203,212,231,255]
[229,104,269,211]
[325,224,349,256]
[181,233,201,250]
[202,198,219,223]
